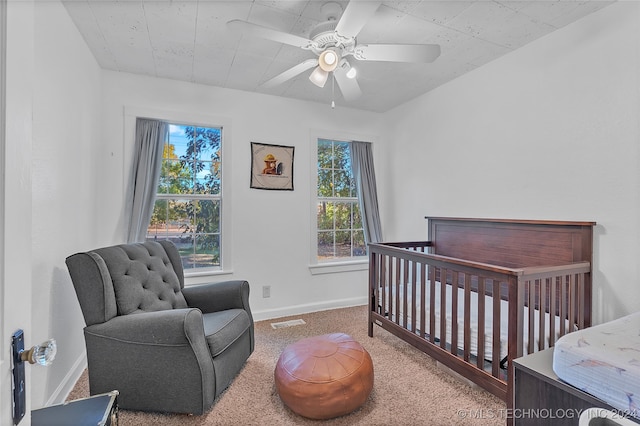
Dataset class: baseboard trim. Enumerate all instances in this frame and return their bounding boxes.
[253,296,368,322]
[42,300,368,405]
[45,352,87,406]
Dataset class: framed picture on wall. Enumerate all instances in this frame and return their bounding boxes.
[250,142,295,191]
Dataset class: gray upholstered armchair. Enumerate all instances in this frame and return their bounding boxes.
[65,240,254,414]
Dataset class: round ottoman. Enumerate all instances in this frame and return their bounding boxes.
[274,333,374,420]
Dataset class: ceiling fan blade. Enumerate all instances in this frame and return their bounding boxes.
[227,19,313,49]
[261,59,319,89]
[334,67,362,101]
[355,43,441,63]
[335,0,382,39]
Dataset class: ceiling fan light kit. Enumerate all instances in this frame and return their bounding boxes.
[228,0,441,105]
[318,49,339,72]
[309,67,329,88]
[310,48,340,87]
[339,59,357,79]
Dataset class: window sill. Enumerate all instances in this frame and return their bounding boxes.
[184,269,233,285]
[309,260,368,275]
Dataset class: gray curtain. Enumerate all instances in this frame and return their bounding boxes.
[350,141,383,244]
[126,118,168,243]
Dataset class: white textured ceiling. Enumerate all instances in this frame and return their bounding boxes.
[62,0,615,112]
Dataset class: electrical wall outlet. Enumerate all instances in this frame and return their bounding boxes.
[262,285,271,298]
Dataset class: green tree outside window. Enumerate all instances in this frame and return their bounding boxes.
[147,124,222,269]
[317,139,366,260]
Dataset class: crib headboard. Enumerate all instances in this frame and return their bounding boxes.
[425,217,595,268]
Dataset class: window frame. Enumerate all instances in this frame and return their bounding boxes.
[309,129,370,275]
[124,107,233,279]
[151,123,223,272]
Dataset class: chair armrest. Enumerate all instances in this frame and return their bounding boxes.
[82,308,216,414]
[182,280,251,315]
[85,308,205,345]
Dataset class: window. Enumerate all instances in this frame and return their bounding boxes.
[316,139,366,261]
[147,123,222,270]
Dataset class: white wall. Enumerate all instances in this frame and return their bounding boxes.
[383,1,640,325]
[1,1,35,423]
[98,72,387,319]
[31,0,103,411]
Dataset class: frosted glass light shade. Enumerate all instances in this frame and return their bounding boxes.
[309,66,329,87]
[318,50,339,72]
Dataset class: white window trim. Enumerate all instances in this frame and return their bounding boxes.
[308,128,377,273]
[309,260,368,275]
[124,106,233,278]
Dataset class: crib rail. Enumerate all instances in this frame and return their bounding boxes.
[368,241,591,403]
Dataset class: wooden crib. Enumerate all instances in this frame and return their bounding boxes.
[368,217,595,411]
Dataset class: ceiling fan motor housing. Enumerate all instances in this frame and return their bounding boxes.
[309,21,355,56]
[310,20,338,43]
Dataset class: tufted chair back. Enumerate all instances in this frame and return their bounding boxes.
[68,241,189,326]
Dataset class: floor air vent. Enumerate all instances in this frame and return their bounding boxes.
[270,319,306,329]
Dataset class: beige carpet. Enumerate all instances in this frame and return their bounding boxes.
[68,305,506,425]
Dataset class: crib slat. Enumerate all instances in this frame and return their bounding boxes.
[379,254,386,317]
[477,277,485,368]
[549,276,557,347]
[440,267,447,350]
[402,258,409,328]
[385,255,390,317]
[577,273,584,328]
[451,271,459,356]
[492,279,501,377]
[383,255,388,319]
[387,256,395,320]
[538,279,545,352]
[527,280,535,354]
[532,279,537,348]
[410,260,417,333]
[371,253,377,312]
[538,278,553,351]
[394,257,401,326]
[559,276,567,336]
[568,273,575,332]
[429,265,436,344]
[388,255,392,314]
[464,274,471,362]
[420,262,426,338]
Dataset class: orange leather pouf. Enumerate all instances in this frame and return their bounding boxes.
[274,333,374,420]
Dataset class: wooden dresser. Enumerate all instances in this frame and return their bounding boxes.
[513,348,639,425]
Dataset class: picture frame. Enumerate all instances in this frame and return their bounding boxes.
[250,142,295,191]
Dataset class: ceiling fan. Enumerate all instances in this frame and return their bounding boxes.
[227,1,441,102]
